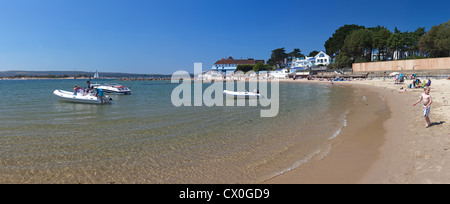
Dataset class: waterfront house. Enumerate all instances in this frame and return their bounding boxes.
[291,57,314,68]
[291,51,332,68]
[314,51,332,66]
[211,56,265,73]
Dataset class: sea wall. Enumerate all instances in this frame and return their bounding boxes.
[353,57,450,72]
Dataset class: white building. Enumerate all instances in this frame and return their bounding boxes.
[291,51,332,68]
[269,68,289,79]
[314,51,332,66]
[291,57,314,68]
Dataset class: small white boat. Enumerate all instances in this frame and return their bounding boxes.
[223,90,263,99]
[53,90,112,104]
[94,83,131,95]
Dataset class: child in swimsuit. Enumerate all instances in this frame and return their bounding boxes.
[413,86,433,128]
[96,88,105,103]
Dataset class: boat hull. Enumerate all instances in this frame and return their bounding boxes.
[102,89,131,95]
[223,90,262,99]
[95,85,131,95]
[53,90,112,104]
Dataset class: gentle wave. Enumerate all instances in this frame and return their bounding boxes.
[267,149,322,181]
[265,108,352,182]
[328,109,350,140]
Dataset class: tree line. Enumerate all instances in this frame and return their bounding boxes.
[326,20,450,68]
[263,48,321,70]
[262,19,449,70]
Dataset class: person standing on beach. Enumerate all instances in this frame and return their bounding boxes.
[413,86,433,128]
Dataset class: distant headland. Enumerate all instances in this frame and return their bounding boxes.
[0,70,171,80]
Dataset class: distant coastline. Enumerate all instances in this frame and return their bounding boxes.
[0,77,173,81]
[0,70,171,80]
[0,77,100,80]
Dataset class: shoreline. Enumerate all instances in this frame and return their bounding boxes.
[265,78,449,184]
[264,82,391,183]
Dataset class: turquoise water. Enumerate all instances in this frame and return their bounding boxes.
[0,79,355,183]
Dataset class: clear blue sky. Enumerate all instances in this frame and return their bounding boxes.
[0,0,448,74]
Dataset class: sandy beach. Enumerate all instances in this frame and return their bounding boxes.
[265,77,450,184]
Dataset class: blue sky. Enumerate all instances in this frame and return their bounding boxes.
[0,0,448,74]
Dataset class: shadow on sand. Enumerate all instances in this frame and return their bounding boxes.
[430,121,445,127]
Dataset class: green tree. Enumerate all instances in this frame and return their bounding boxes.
[386,27,425,60]
[268,48,288,68]
[436,20,450,57]
[372,26,392,61]
[398,27,426,57]
[288,48,304,58]
[342,28,373,62]
[410,27,426,56]
[263,64,273,71]
[387,27,407,59]
[419,25,439,57]
[236,64,254,72]
[419,20,450,57]
[324,24,365,56]
[333,53,352,69]
[266,58,275,66]
[253,62,266,72]
[308,50,319,57]
[286,48,304,64]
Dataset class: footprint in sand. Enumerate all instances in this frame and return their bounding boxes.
[414,151,422,158]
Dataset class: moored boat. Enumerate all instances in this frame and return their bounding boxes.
[223,90,262,99]
[53,90,112,104]
[94,83,131,95]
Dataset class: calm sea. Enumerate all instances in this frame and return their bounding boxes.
[0,79,355,183]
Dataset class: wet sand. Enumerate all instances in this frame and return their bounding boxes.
[264,84,390,183]
[265,78,449,184]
